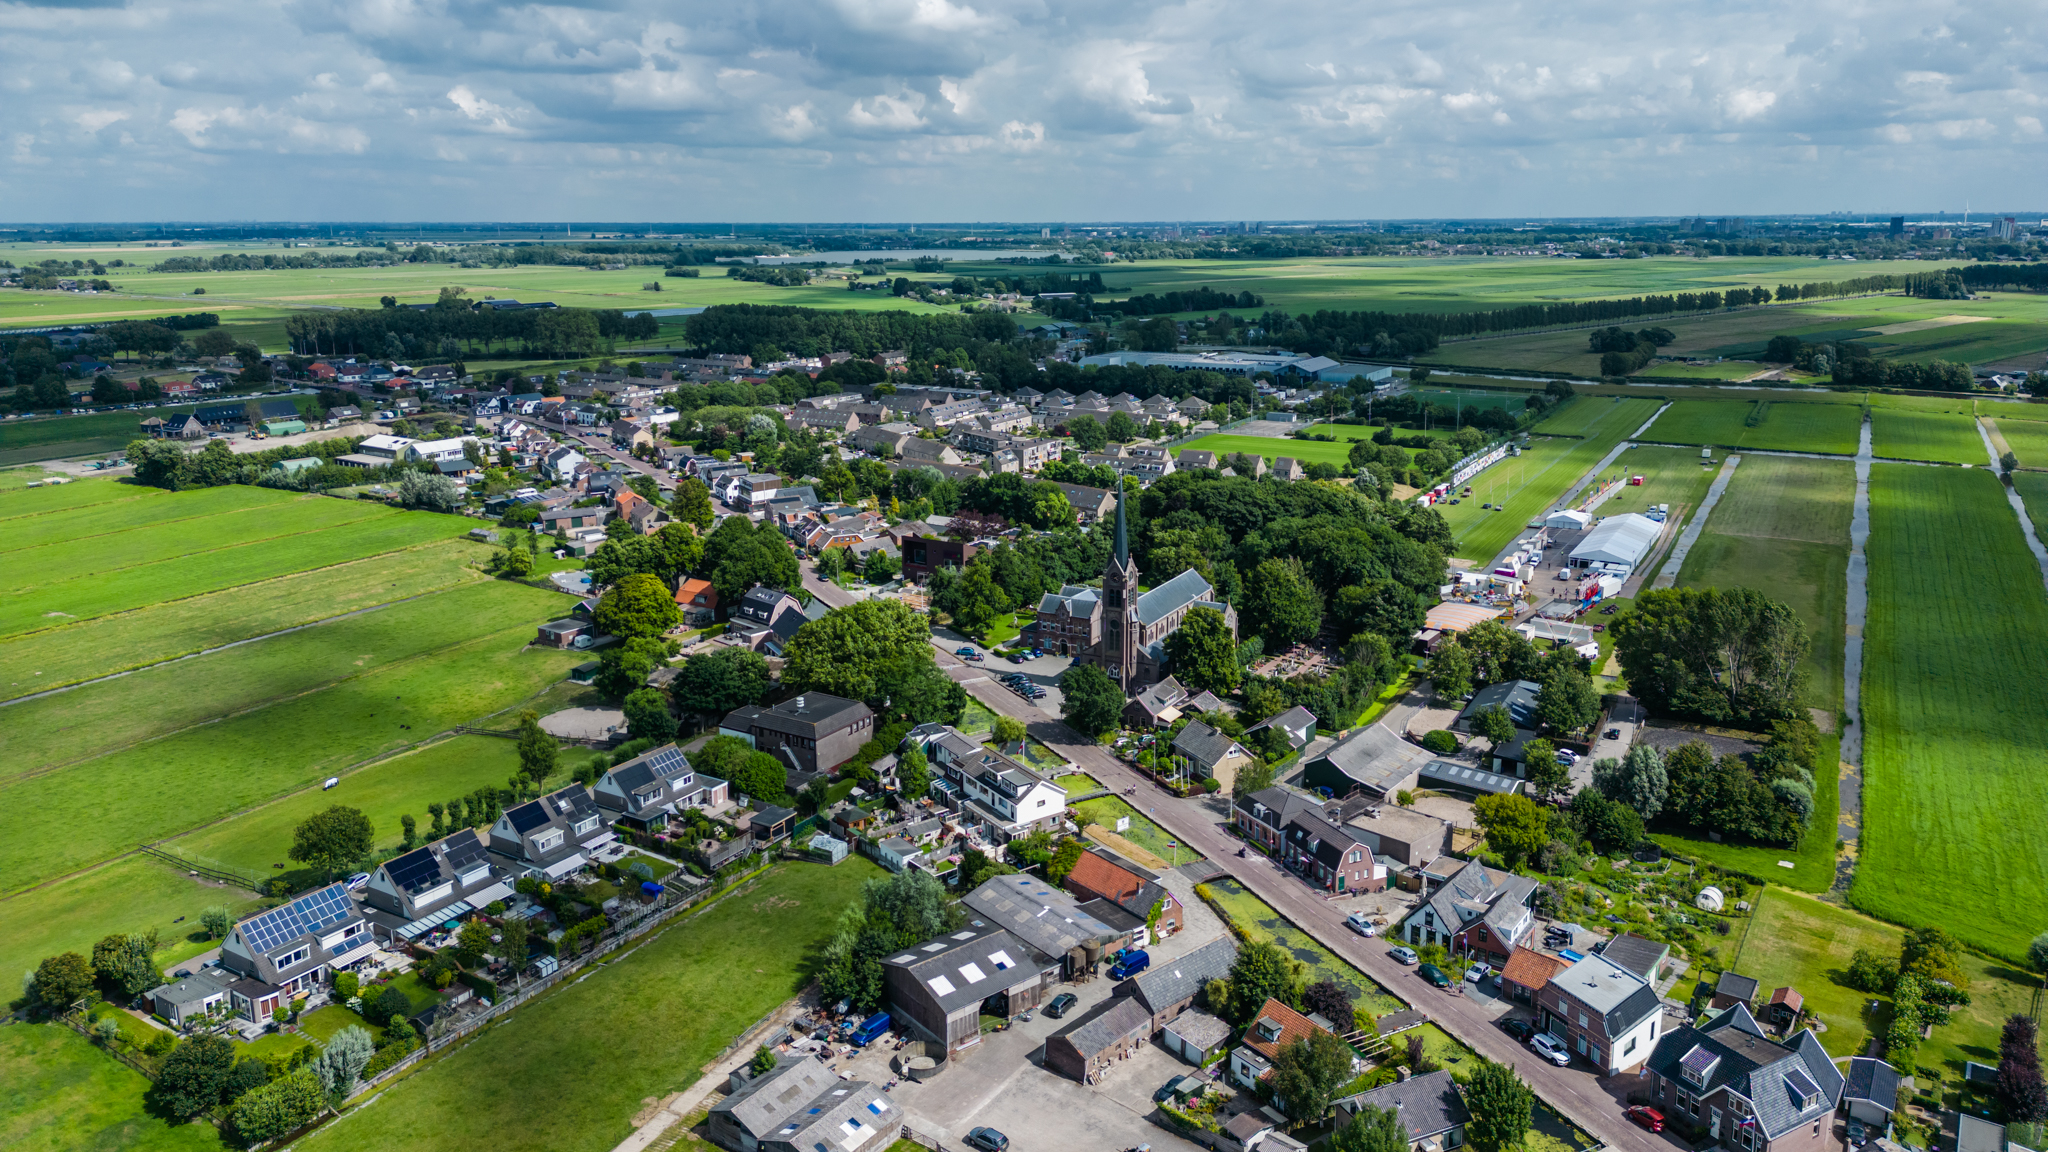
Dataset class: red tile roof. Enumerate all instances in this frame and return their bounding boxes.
[1242,997,1327,1063]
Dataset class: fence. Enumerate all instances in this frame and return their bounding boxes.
[59,1013,162,1082]
[135,842,265,893]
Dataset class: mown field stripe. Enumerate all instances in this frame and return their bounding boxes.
[0,477,163,520]
[0,483,296,555]
[3,496,384,589]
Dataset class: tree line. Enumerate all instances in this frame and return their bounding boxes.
[282,301,657,358]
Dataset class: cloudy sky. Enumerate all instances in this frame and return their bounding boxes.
[3,0,2042,223]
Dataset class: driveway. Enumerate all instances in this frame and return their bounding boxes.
[954,679,1663,1152]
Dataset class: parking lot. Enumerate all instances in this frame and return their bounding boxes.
[934,637,1072,718]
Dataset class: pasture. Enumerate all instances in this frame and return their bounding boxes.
[2014,472,2048,540]
[1531,393,1654,436]
[301,861,882,1152]
[0,404,207,465]
[1638,398,1864,455]
[0,1022,228,1152]
[1430,397,1660,562]
[1854,465,2048,962]
[1988,417,2048,469]
[1868,409,1988,465]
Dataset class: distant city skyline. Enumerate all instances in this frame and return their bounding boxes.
[2,0,2041,222]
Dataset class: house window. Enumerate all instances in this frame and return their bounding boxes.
[1626,1036,1637,1055]
[1677,1089,1698,1116]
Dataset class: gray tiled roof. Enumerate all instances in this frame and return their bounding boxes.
[1121,937,1238,1015]
[1334,1069,1471,1141]
[1844,1057,1901,1106]
[1644,1004,1843,1139]
[1172,720,1244,770]
[1134,568,1214,627]
[1050,994,1153,1056]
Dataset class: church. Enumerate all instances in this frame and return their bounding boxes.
[1035,497,1237,693]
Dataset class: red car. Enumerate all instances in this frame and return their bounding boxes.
[1625,1107,1666,1133]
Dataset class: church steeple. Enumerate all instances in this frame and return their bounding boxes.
[1112,478,1130,566]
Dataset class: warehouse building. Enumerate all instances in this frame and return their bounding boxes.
[1568,513,1662,576]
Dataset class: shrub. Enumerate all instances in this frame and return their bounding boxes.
[361,1037,419,1080]
[364,985,411,1027]
[1421,730,1460,754]
[458,971,498,1001]
[1202,778,1222,794]
[332,971,359,999]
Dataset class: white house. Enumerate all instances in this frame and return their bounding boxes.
[356,433,417,460]
[405,436,478,463]
[544,446,587,482]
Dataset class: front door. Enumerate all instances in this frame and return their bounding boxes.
[1710,1108,1722,1140]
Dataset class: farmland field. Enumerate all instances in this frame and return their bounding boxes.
[0,482,286,553]
[300,861,882,1152]
[1988,417,2048,469]
[0,404,208,464]
[1854,465,2048,961]
[1593,444,1719,526]
[2014,472,2048,540]
[0,1022,228,1152]
[1869,408,1989,465]
[1531,393,1655,436]
[11,493,382,585]
[1430,397,1661,562]
[0,474,164,517]
[0,538,490,698]
[1638,398,1863,455]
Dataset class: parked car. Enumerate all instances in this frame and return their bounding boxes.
[1108,949,1151,980]
[1388,946,1419,965]
[1418,964,1453,989]
[1154,1079,1181,1103]
[1045,993,1078,1019]
[1626,1107,1667,1133]
[1345,912,1376,937]
[345,872,371,891]
[965,1128,1009,1152]
[1501,1018,1534,1041]
[1463,963,1492,984]
[1529,1033,1571,1066]
[1555,749,1579,764]
[1605,727,1622,739]
[955,647,982,661]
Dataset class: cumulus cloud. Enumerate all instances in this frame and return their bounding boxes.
[0,0,2039,219]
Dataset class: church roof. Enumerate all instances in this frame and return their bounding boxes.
[1135,569,1215,627]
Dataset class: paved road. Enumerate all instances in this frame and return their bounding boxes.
[942,671,1666,1152]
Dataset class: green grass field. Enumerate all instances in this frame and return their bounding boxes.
[1989,418,2048,469]
[0,854,269,991]
[301,861,881,1152]
[1869,409,1990,465]
[1179,432,1359,469]
[1595,444,1720,526]
[1071,794,1205,865]
[1,506,474,637]
[1531,394,1654,437]
[0,483,284,553]
[0,538,490,699]
[1733,887,2037,1080]
[0,475,164,517]
[2014,472,2048,540]
[0,1022,228,1152]
[0,405,211,465]
[1431,397,1661,561]
[1854,465,2048,962]
[1640,399,1865,455]
[12,495,383,587]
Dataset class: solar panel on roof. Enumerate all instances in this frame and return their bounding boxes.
[241,884,353,953]
[639,745,690,780]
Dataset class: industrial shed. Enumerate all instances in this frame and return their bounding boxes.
[1569,513,1662,574]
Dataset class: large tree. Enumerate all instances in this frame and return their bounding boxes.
[515,709,557,789]
[289,806,375,882]
[31,951,94,1009]
[1333,1103,1410,1152]
[1537,665,1601,734]
[783,599,933,703]
[669,478,715,530]
[1164,605,1240,695]
[1226,940,1305,1024]
[818,870,960,1012]
[1611,586,1808,725]
[673,647,772,715]
[1591,743,1668,820]
[730,750,791,808]
[1463,1059,1536,1152]
[1425,643,1473,701]
[1473,793,1548,868]
[1058,663,1124,739]
[594,573,682,640]
[158,1034,237,1118]
[623,687,677,742]
[1241,558,1323,650]
[1272,1029,1355,1123]
[1470,705,1516,751]
[701,514,800,605]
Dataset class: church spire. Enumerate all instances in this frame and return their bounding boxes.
[1112,478,1129,566]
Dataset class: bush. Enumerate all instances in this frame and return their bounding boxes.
[363,985,411,1027]
[332,971,359,999]
[458,971,498,1001]
[1202,778,1222,794]
[361,1037,419,1080]
[1421,730,1460,754]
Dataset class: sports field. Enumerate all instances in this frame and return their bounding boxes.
[1854,465,2048,961]
[0,478,581,981]
[1179,424,1454,469]
[1639,398,1864,456]
[1868,408,1989,465]
[1431,397,1661,562]
[301,861,883,1152]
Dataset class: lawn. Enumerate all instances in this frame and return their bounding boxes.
[1595,444,1720,527]
[1869,409,1988,465]
[0,508,476,638]
[1071,794,1205,865]
[302,860,883,1152]
[1639,399,1865,456]
[1988,417,2048,470]
[0,853,266,996]
[0,579,556,784]
[1854,465,2048,962]
[1732,887,2038,1084]
[2014,472,2048,540]
[1179,432,1359,468]
[0,1023,228,1152]
[299,1004,377,1044]
[0,475,165,517]
[1431,398,1660,562]
[0,603,579,899]
[0,537,491,698]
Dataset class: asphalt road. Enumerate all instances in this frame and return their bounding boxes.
[931,654,1670,1152]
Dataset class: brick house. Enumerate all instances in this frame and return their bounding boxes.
[1064,848,1183,941]
[1537,952,1663,1073]
[1641,1003,1843,1152]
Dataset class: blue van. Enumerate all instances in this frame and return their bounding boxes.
[1108,949,1151,980]
[849,1012,893,1046]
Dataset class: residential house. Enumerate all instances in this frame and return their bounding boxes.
[327,403,363,423]
[852,422,914,457]
[882,922,1046,1052]
[1500,948,1567,1007]
[1045,996,1154,1083]
[1641,1003,1843,1152]
[1171,720,1257,791]
[1116,936,1239,1034]
[593,743,729,832]
[803,518,868,553]
[898,436,963,466]
[539,505,608,535]
[355,432,416,460]
[1600,933,1672,983]
[721,585,820,654]
[1339,797,1453,868]
[1276,803,1384,894]
[1065,849,1182,942]
[1841,1057,1902,1128]
[917,727,1067,840]
[706,1055,897,1152]
[675,578,719,626]
[1537,951,1664,1073]
[1177,448,1221,470]
[1331,1070,1472,1152]
[874,836,927,874]
[1232,997,1351,1094]
[1125,676,1218,729]
[488,785,609,879]
[609,418,653,451]
[1392,858,1537,964]
[1247,706,1318,753]
[727,473,783,512]
[544,446,588,482]
[1052,482,1118,524]
[899,533,979,582]
[1454,680,1545,779]
[404,436,475,464]
[536,619,589,648]
[789,407,859,435]
[1232,786,1319,855]
[1270,457,1305,481]
[215,883,376,1021]
[719,692,877,776]
[360,829,511,943]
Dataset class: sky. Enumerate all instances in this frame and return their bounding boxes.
[2,0,2043,224]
